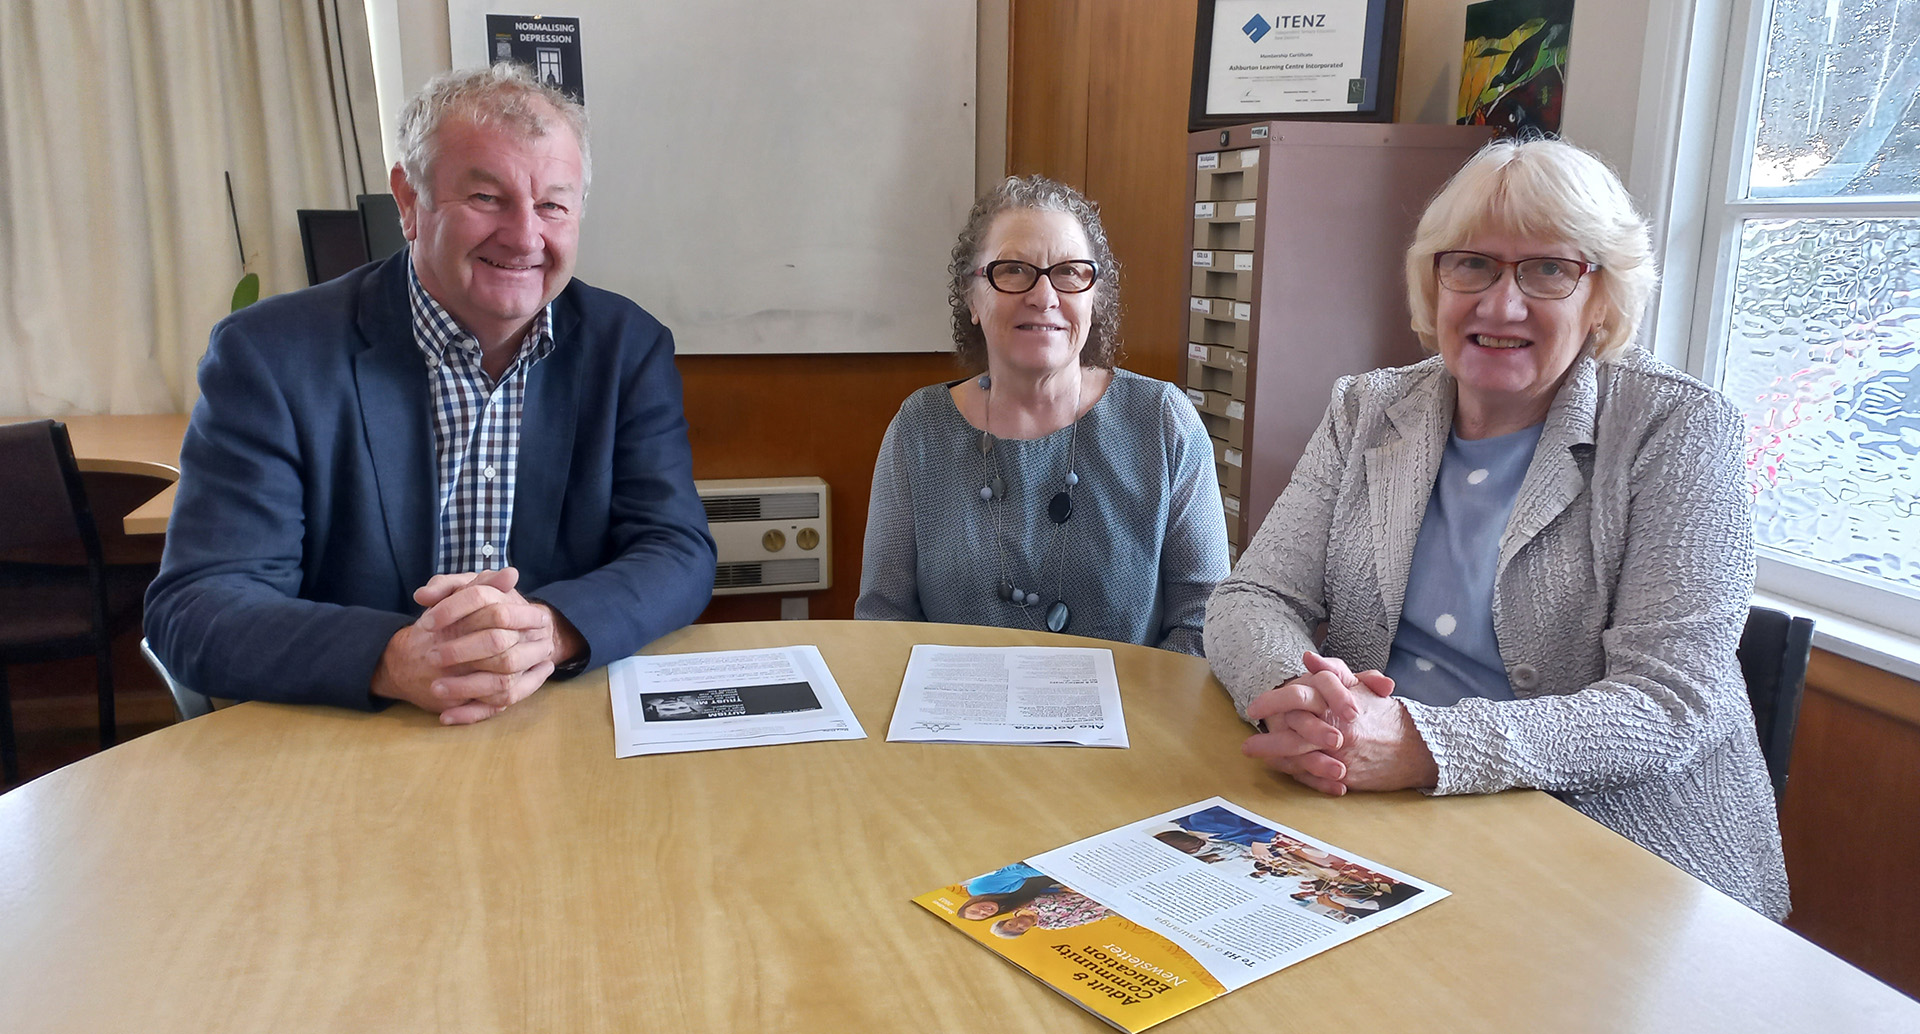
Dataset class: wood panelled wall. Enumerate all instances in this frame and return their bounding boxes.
[681,354,959,623]
[1780,652,1920,997]
[1007,0,1198,387]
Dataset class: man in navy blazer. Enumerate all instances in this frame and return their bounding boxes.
[146,64,715,723]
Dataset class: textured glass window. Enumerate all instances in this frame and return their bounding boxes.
[1722,218,1920,594]
[1747,0,1920,199]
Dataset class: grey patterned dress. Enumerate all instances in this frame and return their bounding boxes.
[857,369,1230,655]
[1206,352,1790,919]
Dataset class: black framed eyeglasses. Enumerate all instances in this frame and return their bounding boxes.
[1433,251,1599,300]
[973,259,1100,294]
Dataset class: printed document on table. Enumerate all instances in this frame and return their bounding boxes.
[607,645,866,758]
[914,797,1449,1032]
[886,644,1126,747]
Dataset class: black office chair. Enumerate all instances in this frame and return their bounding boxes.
[1735,606,1815,802]
[0,420,155,785]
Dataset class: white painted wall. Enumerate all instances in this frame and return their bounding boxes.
[360,0,450,172]
[1397,0,1654,187]
[393,0,452,98]
[977,0,1009,189]
[361,0,403,171]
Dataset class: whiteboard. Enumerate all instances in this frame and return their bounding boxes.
[448,2,977,354]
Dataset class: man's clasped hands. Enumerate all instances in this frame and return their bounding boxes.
[370,567,586,725]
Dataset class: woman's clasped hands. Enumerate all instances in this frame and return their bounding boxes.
[1243,651,1439,795]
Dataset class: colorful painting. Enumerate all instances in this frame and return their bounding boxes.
[1457,0,1573,137]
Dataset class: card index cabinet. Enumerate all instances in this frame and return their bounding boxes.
[1184,121,1493,564]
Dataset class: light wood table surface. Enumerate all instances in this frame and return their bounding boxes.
[1,620,1912,1032]
[12,413,190,535]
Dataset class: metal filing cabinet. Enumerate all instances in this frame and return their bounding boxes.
[1183,121,1492,563]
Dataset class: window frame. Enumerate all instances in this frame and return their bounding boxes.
[1659,0,1920,649]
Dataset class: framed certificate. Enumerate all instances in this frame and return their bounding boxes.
[1189,0,1404,129]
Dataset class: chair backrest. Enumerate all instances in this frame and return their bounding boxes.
[141,637,215,721]
[1736,606,1815,801]
[0,420,102,569]
[78,469,173,565]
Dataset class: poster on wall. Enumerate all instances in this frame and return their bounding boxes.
[1456,0,1572,137]
[485,14,584,103]
[1188,0,1403,129]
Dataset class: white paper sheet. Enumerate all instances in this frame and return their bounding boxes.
[886,644,1127,747]
[607,645,866,757]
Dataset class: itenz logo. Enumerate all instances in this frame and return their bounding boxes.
[1241,14,1271,42]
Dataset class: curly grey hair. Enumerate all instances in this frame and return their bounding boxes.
[948,175,1122,370]
[396,63,592,201]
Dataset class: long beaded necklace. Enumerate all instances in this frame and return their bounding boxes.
[977,371,1080,633]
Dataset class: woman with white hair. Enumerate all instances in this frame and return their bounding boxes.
[1204,139,1789,918]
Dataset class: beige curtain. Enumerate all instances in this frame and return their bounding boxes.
[0,0,385,416]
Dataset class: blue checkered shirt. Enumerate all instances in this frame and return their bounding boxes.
[407,261,557,574]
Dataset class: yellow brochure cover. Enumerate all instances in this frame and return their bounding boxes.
[914,879,1228,1033]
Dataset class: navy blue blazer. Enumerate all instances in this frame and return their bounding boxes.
[146,254,717,709]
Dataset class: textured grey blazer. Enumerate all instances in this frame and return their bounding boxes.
[1206,351,1789,919]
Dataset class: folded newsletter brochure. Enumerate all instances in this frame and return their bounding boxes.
[914,797,1448,1032]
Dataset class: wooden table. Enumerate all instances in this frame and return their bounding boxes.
[15,414,189,535]
[1,621,1912,1032]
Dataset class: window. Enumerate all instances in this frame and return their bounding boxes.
[537,47,563,88]
[1685,0,1920,639]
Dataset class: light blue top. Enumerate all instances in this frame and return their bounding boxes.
[856,370,1229,655]
[966,862,1049,895]
[1384,423,1545,705]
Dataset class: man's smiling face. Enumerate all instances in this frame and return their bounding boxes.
[394,109,583,351]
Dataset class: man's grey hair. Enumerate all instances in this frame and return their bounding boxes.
[396,63,592,201]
